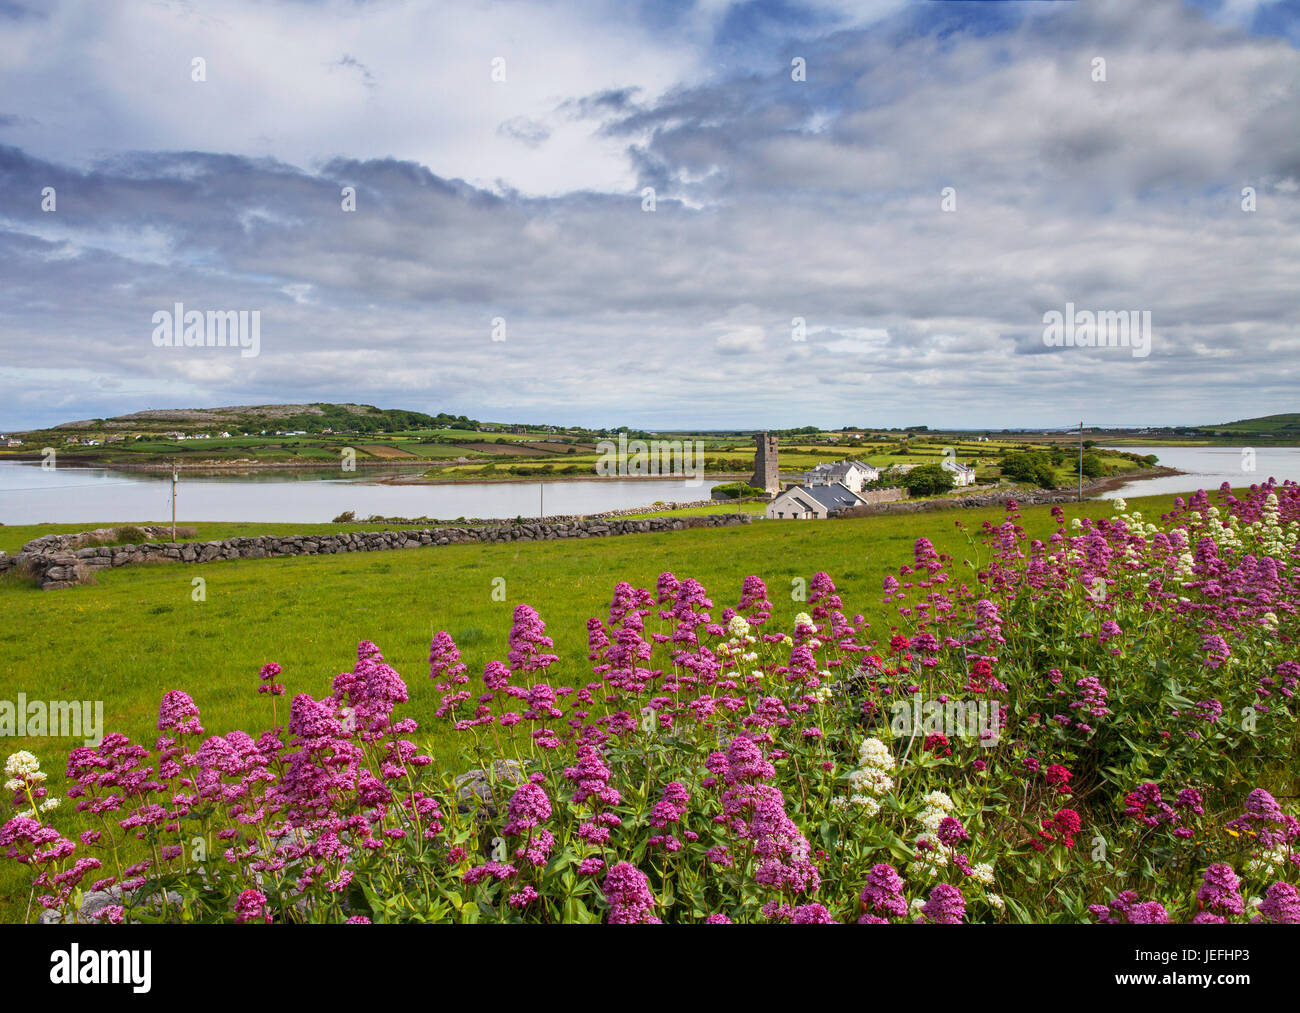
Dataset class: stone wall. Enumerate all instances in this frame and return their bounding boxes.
[0,513,754,590]
[352,499,746,527]
[853,486,906,505]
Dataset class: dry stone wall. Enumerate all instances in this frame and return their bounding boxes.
[0,513,753,590]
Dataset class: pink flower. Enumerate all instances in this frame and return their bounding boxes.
[919,883,965,924]
[602,862,659,924]
[234,889,270,924]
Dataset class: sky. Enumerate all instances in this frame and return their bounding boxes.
[1,0,1298,431]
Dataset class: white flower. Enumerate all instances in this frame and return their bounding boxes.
[919,808,947,834]
[38,797,60,813]
[1113,498,1127,512]
[920,790,953,812]
[727,615,752,639]
[857,737,895,771]
[4,750,41,780]
[986,893,1005,912]
[971,862,995,885]
[794,612,813,629]
[848,768,894,796]
[849,794,881,816]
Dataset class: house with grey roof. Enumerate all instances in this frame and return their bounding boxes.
[766,482,868,519]
[802,459,880,493]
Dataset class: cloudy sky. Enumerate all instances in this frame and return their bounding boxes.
[1,0,1298,431]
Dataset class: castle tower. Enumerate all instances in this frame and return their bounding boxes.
[751,432,779,494]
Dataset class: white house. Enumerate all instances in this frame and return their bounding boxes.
[947,462,977,487]
[802,459,880,493]
[767,482,868,520]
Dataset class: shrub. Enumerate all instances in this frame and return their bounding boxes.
[712,482,764,499]
[1000,451,1057,489]
[901,463,956,497]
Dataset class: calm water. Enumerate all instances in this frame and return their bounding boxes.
[0,462,720,525]
[1099,446,1300,499]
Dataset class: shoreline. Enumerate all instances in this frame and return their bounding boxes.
[1083,466,1182,495]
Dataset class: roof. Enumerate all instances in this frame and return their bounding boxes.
[772,487,823,512]
[785,482,867,512]
[805,459,878,478]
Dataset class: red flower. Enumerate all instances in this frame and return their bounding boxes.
[1040,807,1082,848]
[1044,764,1073,795]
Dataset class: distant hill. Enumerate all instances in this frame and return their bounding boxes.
[1208,413,1300,437]
[44,403,477,435]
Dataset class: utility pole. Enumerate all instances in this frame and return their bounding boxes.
[171,458,179,540]
[1078,421,1083,502]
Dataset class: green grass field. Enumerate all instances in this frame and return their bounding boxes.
[0,490,1189,919]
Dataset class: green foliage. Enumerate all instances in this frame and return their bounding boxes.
[1000,450,1058,489]
[1080,453,1109,479]
[711,482,765,499]
[901,463,956,497]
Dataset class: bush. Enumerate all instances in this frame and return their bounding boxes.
[1080,454,1108,479]
[712,482,764,499]
[901,463,956,497]
[1000,451,1057,489]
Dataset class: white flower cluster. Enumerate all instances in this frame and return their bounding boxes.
[970,861,995,886]
[4,750,60,818]
[909,791,955,879]
[727,614,754,642]
[4,749,43,783]
[832,737,896,817]
[718,614,759,665]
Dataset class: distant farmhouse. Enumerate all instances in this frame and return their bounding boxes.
[948,461,977,487]
[802,459,880,493]
[767,482,867,520]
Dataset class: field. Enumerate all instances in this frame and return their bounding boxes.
[1,418,1158,492]
[9,485,1297,924]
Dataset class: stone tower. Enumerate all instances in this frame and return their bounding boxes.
[751,432,779,494]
